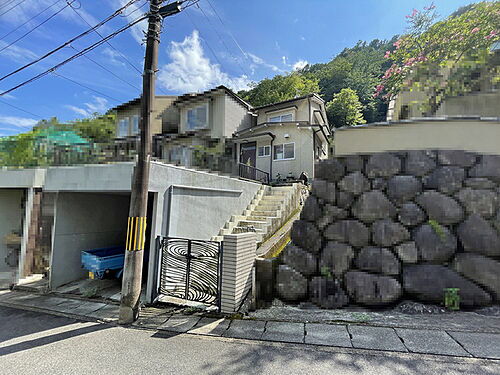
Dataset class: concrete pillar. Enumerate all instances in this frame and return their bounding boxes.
[220,233,256,314]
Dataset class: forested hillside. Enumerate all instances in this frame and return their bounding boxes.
[239,1,500,128]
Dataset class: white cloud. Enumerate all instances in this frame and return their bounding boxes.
[246,52,282,73]
[113,0,148,44]
[158,30,250,93]
[0,41,38,63]
[293,60,309,71]
[65,96,109,117]
[102,48,126,67]
[300,36,306,41]
[282,56,288,66]
[0,116,37,128]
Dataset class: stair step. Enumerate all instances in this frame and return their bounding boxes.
[232,227,265,234]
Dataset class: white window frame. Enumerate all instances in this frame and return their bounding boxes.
[268,112,293,123]
[185,102,209,131]
[131,115,140,135]
[258,145,271,157]
[117,118,130,138]
[273,142,295,161]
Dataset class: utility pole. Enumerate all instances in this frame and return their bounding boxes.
[120,0,182,324]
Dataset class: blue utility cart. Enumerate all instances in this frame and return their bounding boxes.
[81,246,125,279]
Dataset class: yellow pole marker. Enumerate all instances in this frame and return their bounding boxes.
[138,216,144,251]
[126,217,131,251]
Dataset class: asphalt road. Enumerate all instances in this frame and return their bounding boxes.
[0,306,498,375]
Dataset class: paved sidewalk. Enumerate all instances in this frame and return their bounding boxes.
[1,290,499,361]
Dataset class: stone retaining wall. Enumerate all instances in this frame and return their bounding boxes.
[275,150,500,309]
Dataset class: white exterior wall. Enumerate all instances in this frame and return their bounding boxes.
[256,97,310,124]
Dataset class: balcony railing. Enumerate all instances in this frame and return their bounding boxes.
[238,163,270,184]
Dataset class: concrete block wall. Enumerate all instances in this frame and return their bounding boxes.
[220,233,256,313]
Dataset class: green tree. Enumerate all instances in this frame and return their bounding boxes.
[71,112,116,144]
[0,132,39,167]
[378,1,500,115]
[239,73,319,107]
[326,88,366,128]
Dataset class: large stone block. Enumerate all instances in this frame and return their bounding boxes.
[371,178,387,191]
[437,150,477,168]
[464,178,496,190]
[424,166,465,194]
[394,241,418,264]
[372,219,410,247]
[455,188,498,219]
[309,276,349,309]
[398,203,426,227]
[315,204,348,230]
[276,265,308,302]
[324,220,370,248]
[352,191,397,223]
[300,195,323,222]
[320,242,354,277]
[469,155,500,183]
[344,155,364,173]
[457,214,500,257]
[403,265,492,307]
[365,153,402,178]
[311,179,336,204]
[416,191,464,225]
[338,171,371,195]
[281,243,317,277]
[315,159,346,182]
[355,247,401,275]
[413,224,457,263]
[344,271,402,306]
[405,150,436,176]
[452,253,500,300]
[336,190,354,209]
[291,220,322,254]
[386,175,422,204]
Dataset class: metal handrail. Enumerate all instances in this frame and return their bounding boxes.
[238,163,269,184]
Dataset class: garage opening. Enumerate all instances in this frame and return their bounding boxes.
[49,192,154,301]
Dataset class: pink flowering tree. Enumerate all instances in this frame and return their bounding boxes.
[376,1,500,116]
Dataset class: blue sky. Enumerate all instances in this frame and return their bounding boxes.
[0,0,481,136]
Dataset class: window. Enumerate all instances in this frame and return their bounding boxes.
[258,145,271,157]
[131,115,140,135]
[186,104,208,130]
[273,143,295,160]
[269,113,293,123]
[118,118,129,137]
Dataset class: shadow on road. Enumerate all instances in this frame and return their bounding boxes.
[0,306,110,357]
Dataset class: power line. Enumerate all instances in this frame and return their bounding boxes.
[68,1,172,96]
[0,97,43,118]
[0,14,148,97]
[0,0,74,54]
[204,0,249,64]
[68,1,143,75]
[69,44,142,92]
[51,72,123,103]
[0,0,141,83]
[0,0,29,18]
[184,8,224,68]
[0,0,62,41]
[196,1,249,77]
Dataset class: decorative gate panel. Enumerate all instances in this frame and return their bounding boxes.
[158,237,222,309]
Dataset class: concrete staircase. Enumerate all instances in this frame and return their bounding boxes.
[211,184,300,246]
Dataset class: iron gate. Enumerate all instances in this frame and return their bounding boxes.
[157,237,222,310]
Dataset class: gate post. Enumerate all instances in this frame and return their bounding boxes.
[220,233,256,314]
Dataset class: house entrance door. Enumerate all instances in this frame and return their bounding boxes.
[240,142,256,167]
